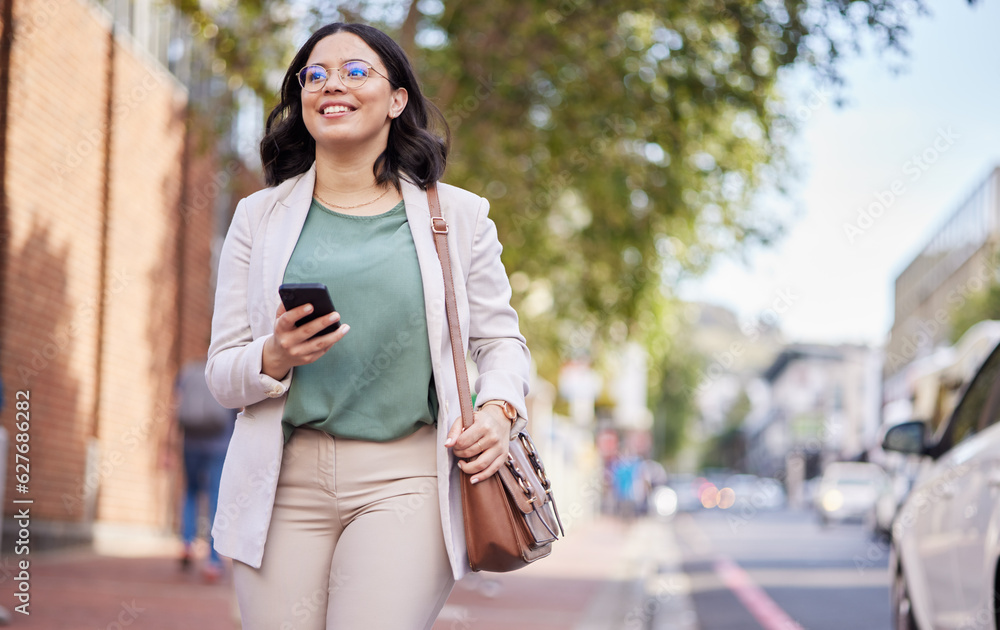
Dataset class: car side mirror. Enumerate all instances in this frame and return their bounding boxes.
[882,420,927,456]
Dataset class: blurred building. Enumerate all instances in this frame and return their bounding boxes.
[0,0,258,548]
[885,166,1000,394]
[684,302,784,473]
[688,302,784,435]
[744,344,882,479]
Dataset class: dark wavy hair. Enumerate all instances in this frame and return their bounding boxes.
[260,23,449,189]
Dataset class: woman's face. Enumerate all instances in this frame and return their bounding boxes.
[299,32,407,154]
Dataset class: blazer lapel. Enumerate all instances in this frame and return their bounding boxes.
[403,180,446,371]
[261,164,317,321]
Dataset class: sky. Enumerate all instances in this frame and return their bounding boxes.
[678,0,1000,346]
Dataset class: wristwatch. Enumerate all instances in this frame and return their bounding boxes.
[480,400,517,423]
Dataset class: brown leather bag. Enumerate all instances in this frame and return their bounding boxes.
[428,184,563,572]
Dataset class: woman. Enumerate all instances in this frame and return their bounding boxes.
[206,22,530,630]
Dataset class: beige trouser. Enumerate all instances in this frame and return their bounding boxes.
[232,424,455,630]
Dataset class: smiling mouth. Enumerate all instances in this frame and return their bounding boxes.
[321,105,353,115]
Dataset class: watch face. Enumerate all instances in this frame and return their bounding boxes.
[488,401,516,420]
[500,401,516,420]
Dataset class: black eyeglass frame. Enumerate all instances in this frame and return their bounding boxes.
[296,61,390,92]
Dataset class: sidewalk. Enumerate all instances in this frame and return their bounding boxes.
[0,516,696,629]
[433,516,698,630]
[0,541,239,630]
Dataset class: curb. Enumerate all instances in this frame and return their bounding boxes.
[574,516,699,630]
[641,517,699,630]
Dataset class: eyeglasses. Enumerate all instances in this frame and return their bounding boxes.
[297,61,389,92]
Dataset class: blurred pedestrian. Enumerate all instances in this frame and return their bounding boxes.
[175,358,235,582]
[611,454,646,520]
[205,22,530,630]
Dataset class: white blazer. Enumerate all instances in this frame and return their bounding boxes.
[206,163,530,579]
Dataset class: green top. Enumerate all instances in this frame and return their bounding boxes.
[280,199,437,442]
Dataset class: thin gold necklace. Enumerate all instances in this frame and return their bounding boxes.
[315,186,390,210]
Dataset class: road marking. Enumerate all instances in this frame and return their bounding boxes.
[714,556,804,630]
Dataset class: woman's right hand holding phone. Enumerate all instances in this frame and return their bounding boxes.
[261,303,349,380]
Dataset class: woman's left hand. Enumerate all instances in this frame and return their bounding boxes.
[446,406,511,484]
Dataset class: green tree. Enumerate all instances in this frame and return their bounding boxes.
[650,340,704,462]
[402,0,930,380]
[701,387,751,470]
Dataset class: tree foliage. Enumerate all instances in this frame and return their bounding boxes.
[172,0,927,386]
[701,387,751,469]
[650,340,704,461]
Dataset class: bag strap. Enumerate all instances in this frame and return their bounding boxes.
[429,188,564,539]
[428,184,476,431]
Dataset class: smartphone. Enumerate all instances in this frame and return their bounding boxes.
[278,282,341,339]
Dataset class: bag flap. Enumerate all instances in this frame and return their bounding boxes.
[496,433,561,541]
[497,434,562,544]
[498,438,543,513]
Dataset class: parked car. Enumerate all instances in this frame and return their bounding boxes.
[868,467,914,540]
[813,461,889,526]
[883,339,1000,630]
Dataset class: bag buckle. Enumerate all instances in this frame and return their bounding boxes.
[506,456,537,503]
[431,216,449,234]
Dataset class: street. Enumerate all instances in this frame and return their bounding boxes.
[674,507,892,630]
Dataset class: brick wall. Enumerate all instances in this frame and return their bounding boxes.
[93,30,188,527]
[0,0,232,538]
[3,0,113,525]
